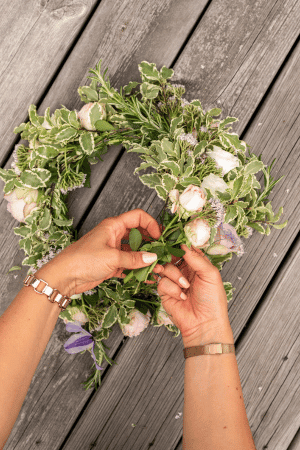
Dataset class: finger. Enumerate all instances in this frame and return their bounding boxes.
[115,209,161,241]
[117,249,158,270]
[181,244,219,281]
[157,276,187,301]
[158,263,190,289]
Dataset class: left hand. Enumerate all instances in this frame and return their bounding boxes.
[36,209,162,297]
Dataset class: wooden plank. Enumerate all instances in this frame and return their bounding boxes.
[176,240,300,450]
[1,1,210,448]
[1,0,299,447]
[287,428,300,450]
[0,0,101,166]
[56,27,300,450]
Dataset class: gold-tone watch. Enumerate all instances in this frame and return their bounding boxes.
[183,343,235,358]
[23,274,71,311]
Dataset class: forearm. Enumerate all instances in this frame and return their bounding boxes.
[0,265,68,448]
[182,326,256,450]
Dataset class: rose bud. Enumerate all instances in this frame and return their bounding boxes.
[206,146,240,176]
[184,218,211,248]
[156,305,174,326]
[121,309,151,337]
[207,222,244,256]
[169,188,179,214]
[4,188,39,222]
[77,102,106,131]
[179,185,206,212]
[201,173,228,196]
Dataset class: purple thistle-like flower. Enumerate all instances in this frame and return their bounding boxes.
[64,321,103,370]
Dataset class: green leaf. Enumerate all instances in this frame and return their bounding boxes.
[102,305,118,328]
[225,205,238,223]
[162,173,177,191]
[123,300,135,308]
[160,161,181,177]
[140,82,160,99]
[78,86,99,102]
[29,104,42,127]
[247,222,265,234]
[139,61,160,81]
[53,217,74,227]
[139,173,161,188]
[155,185,168,200]
[170,117,182,135]
[207,108,222,117]
[244,160,265,176]
[231,175,244,199]
[166,245,185,257]
[194,141,207,156]
[273,206,283,222]
[56,126,77,143]
[39,208,52,230]
[160,66,174,80]
[4,179,15,193]
[14,123,27,134]
[69,111,80,128]
[36,145,59,159]
[272,220,288,229]
[20,168,51,188]
[79,132,95,155]
[8,266,21,273]
[94,120,115,132]
[123,81,139,95]
[161,139,176,156]
[129,228,143,251]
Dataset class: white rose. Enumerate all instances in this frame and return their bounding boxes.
[169,189,179,214]
[201,173,228,196]
[121,309,151,337]
[206,146,240,175]
[179,185,206,212]
[4,188,39,222]
[77,102,106,131]
[184,218,211,248]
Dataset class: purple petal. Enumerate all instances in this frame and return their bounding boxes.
[91,343,104,371]
[64,335,93,354]
[65,322,86,333]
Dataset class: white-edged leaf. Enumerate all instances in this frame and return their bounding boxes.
[162,173,177,191]
[160,161,180,177]
[244,160,265,175]
[139,173,161,188]
[79,132,95,155]
[155,185,168,200]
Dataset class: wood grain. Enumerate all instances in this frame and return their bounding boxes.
[0,0,99,166]
[1,0,299,448]
[53,41,300,450]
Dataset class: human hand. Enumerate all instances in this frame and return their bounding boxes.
[156,244,234,347]
[36,209,162,297]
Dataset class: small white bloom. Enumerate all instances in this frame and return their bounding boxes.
[121,309,151,337]
[206,146,240,175]
[77,102,106,131]
[179,185,206,213]
[201,173,228,196]
[184,218,211,248]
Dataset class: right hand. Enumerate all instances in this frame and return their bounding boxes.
[156,244,234,347]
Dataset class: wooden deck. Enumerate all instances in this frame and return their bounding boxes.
[0,1,299,449]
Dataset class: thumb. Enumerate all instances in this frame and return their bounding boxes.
[181,244,218,281]
[118,250,158,270]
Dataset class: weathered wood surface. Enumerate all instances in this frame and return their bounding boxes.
[57,39,300,450]
[0,0,102,166]
[0,0,299,448]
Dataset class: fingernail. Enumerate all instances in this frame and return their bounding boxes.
[142,252,158,264]
[179,276,190,288]
[180,292,187,300]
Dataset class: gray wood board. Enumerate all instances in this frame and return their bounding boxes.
[0,0,101,166]
[1,0,210,448]
[55,41,300,449]
[0,0,293,448]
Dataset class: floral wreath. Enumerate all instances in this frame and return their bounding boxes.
[0,61,287,389]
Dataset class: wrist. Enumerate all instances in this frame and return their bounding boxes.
[34,261,72,299]
[182,320,234,348]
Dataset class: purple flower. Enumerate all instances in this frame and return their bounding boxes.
[64,322,103,370]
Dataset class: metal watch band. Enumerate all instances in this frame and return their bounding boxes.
[183,343,235,358]
[23,274,71,311]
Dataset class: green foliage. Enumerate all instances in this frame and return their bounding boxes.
[1,58,287,390]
